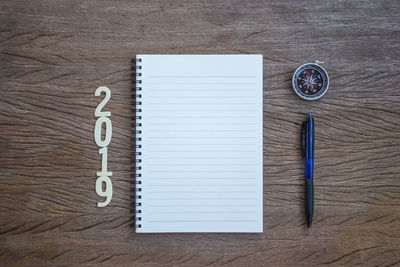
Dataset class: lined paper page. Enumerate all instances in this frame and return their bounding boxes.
[137,55,263,233]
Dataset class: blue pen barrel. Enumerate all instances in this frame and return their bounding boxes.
[305,154,314,229]
[305,158,314,179]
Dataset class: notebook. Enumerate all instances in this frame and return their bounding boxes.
[134,55,263,233]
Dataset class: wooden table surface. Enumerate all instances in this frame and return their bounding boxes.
[1,0,400,266]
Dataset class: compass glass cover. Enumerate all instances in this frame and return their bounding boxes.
[293,64,328,100]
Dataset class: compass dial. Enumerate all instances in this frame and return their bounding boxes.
[292,63,329,100]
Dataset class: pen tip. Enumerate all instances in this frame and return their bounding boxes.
[308,227,311,231]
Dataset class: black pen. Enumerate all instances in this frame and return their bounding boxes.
[301,113,314,230]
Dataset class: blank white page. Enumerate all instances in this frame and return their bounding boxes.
[136,55,263,233]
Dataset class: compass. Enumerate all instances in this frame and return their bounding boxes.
[292,61,329,100]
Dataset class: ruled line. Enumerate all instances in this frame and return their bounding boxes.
[148,137,255,139]
[148,163,256,166]
[148,102,254,105]
[148,156,256,159]
[149,204,256,207]
[149,116,256,119]
[148,89,255,92]
[149,184,255,187]
[148,197,255,200]
[148,109,256,111]
[148,75,256,78]
[149,123,256,125]
[147,220,257,223]
[148,211,257,214]
[148,178,257,180]
[148,150,256,153]
[148,172,255,175]
[149,191,257,193]
[148,130,255,132]
[147,96,256,98]
[148,144,255,146]
[148,82,256,85]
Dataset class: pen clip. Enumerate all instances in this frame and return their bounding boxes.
[301,120,306,158]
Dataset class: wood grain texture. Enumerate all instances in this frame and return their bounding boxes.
[1,0,400,266]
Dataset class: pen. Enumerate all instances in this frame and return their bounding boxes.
[301,113,314,230]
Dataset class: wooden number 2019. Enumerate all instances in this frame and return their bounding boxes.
[94,86,113,207]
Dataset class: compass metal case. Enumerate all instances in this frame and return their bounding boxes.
[292,62,329,100]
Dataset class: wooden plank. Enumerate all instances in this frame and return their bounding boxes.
[0,0,399,265]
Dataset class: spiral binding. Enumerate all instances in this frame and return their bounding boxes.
[132,57,143,229]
